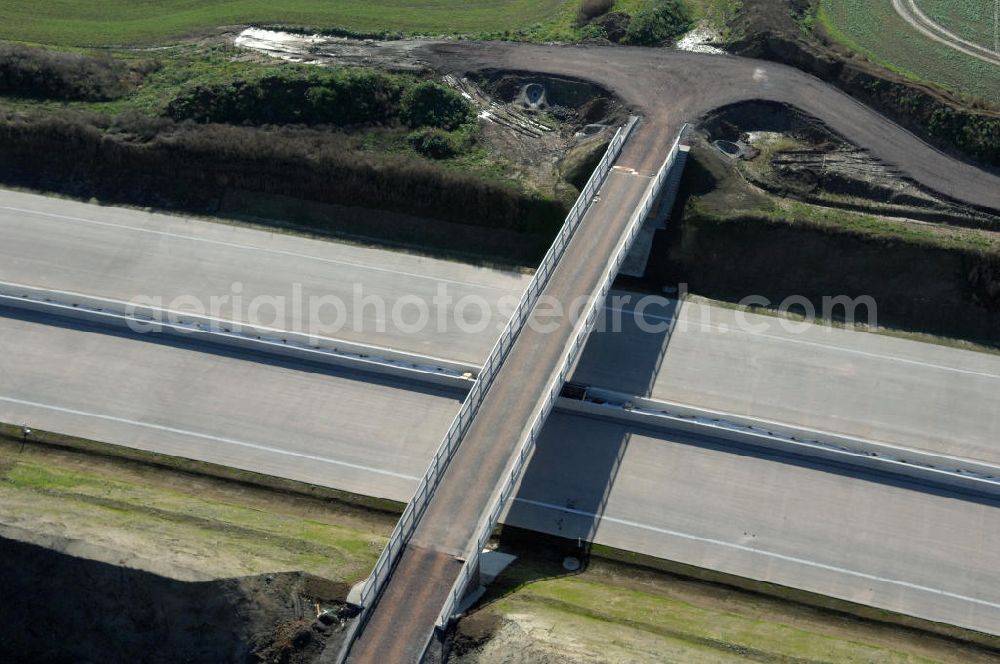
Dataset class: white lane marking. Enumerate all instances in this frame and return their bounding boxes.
[604,305,1000,380]
[0,205,515,291]
[514,497,1000,611]
[6,394,995,611]
[0,395,421,482]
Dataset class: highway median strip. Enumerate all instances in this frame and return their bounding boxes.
[0,281,477,390]
[4,280,998,506]
[559,385,1000,499]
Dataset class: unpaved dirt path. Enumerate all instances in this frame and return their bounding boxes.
[415,40,1000,211]
[893,0,1000,67]
[238,31,1000,212]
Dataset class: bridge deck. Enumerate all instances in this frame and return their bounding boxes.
[346,120,671,663]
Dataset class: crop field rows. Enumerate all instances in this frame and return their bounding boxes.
[916,0,999,53]
[819,0,1000,104]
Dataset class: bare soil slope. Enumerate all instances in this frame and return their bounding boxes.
[0,535,349,663]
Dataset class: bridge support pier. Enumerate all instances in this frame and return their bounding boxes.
[420,550,518,663]
[619,144,690,277]
[451,549,518,618]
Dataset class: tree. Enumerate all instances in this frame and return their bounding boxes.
[622,0,692,46]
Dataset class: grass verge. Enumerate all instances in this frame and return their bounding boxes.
[688,196,1000,255]
[0,424,402,585]
[2,0,738,48]
[1,0,568,47]
[494,576,964,663]
[459,530,1000,662]
[588,543,1000,652]
[0,423,406,515]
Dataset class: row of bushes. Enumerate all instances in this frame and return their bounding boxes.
[0,43,155,101]
[0,110,563,235]
[166,69,474,130]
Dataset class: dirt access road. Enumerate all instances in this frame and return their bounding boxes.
[418,40,1000,212]
[241,33,1000,211]
[339,39,1000,663]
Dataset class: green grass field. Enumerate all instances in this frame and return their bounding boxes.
[2,0,731,48]
[495,577,948,663]
[917,0,999,52]
[0,0,567,46]
[818,0,1000,104]
[479,559,1000,664]
[0,436,392,584]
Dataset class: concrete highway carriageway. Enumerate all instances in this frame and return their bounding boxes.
[5,41,1000,657]
[3,185,1000,643]
[1,186,997,464]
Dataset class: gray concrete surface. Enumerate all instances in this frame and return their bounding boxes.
[11,282,997,497]
[0,188,529,366]
[0,312,459,501]
[558,394,1000,498]
[507,412,1000,637]
[2,311,998,636]
[574,296,1000,465]
[4,188,999,467]
[0,282,475,388]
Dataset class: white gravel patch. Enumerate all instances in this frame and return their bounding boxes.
[676,23,727,55]
[235,27,326,63]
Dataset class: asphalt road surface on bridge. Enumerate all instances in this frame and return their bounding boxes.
[345,124,666,663]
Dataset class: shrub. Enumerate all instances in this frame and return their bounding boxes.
[168,70,475,132]
[407,127,458,159]
[0,43,151,101]
[167,68,406,127]
[622,0,693,45]
[577,0,615,26]
[399,81,474,130]
[0,109,563,236]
